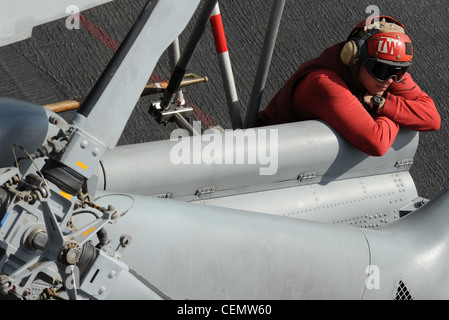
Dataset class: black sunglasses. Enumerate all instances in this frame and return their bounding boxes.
[364,58,409,82]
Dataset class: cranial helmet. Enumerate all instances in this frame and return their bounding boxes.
[340,16,413,82]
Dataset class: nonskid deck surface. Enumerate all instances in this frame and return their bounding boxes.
[0,0,447,200]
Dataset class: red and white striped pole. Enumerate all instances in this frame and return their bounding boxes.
[210,3,243,129]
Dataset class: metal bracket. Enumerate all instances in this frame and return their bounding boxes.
[154,193,172,199]
[195,186,216,199]
[297,172,317,185]
[0,167,20,186]
[150,101,193,124]
[395,159,414,171]
[398,197,429,217]
[150,101,201,136]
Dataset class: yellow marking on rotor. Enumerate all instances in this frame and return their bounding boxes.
[76,161,88,170]
[82,227,96,237]
[60,190,72,200]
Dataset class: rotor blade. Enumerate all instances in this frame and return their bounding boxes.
[0,0,113,47]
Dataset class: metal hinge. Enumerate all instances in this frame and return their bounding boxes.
[395,159,414,171]
[154,193,172,199]
[195,186,216,199]
[297,172,317,185]
[398,197,429,217]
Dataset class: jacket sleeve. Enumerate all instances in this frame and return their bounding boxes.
[293,70,399,156]
[381,73,441,131]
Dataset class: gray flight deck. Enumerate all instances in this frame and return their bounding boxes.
[0,0,448,200]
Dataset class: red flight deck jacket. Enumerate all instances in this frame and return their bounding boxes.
[257,42,440,156]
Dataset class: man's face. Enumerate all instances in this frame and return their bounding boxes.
[357,65,394,95]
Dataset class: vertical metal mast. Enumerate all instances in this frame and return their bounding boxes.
[210,3,243,129]
[244,0,285,128]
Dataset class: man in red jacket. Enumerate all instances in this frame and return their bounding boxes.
[257,16,440,156]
